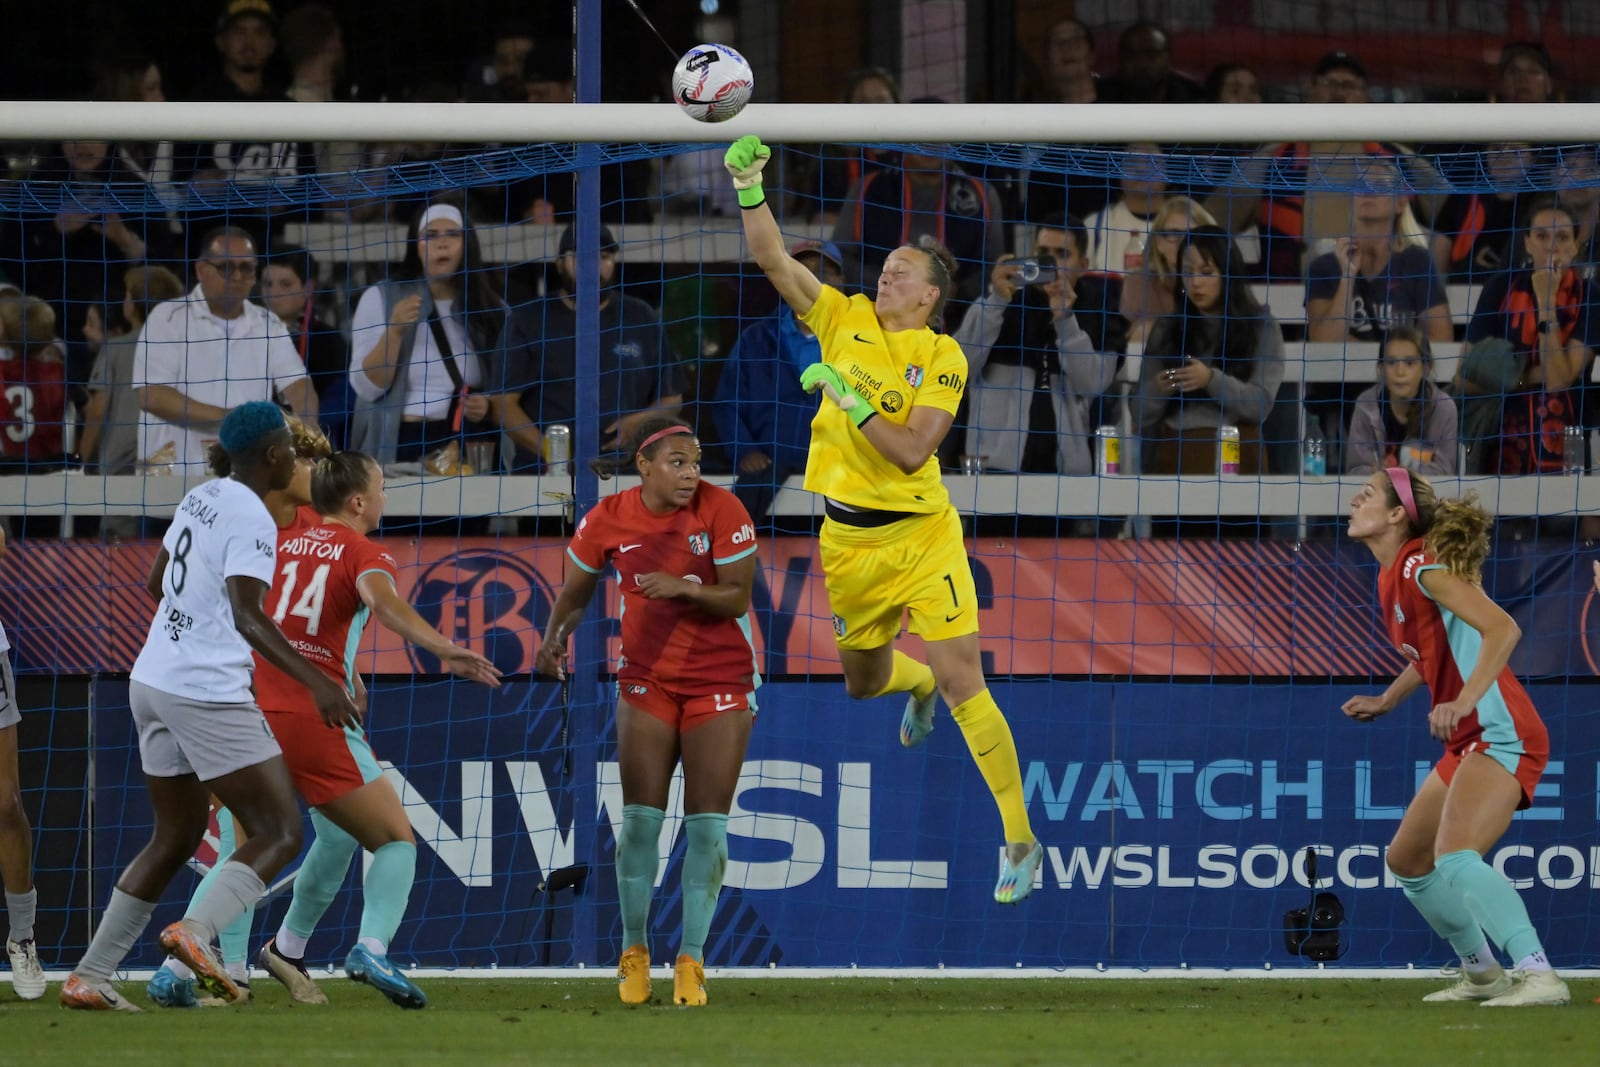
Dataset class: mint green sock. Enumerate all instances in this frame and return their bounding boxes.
[283,810,360,942]
[680,813,729,963]
[357,841,417,954]
[1433,848,1544,963]
[617,805,665,954]
[185,807,253,967]
[1395,867,1485,959]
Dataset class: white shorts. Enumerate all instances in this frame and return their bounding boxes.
[128,679,282,782]
[0,655,16,731]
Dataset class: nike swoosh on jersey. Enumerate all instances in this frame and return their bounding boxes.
[853,332,876,344]
[945,611,965,622]
[618,544,643,553]
[714,697,740,711]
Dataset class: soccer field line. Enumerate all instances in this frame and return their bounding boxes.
[86,966,1600,983]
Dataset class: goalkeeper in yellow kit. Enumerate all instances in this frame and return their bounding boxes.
[725,135,1042,903]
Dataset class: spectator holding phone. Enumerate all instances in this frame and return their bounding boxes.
[1136,226,1285,474]
[952,225,1118,474]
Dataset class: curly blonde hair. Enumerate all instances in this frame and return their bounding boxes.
[1149,197,1218,274]
[1385,471,1493,582]
[207,413,331,478]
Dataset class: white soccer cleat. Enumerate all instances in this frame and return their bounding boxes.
[259,938,328,1005]
[1421,967,1513,1002]
[7,938,46,1000]
[1481,969,1570,1007]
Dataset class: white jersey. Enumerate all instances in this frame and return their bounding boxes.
[130,478,278,703]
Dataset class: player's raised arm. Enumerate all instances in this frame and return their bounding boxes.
[727,135,822,316]
[226,574,360,729]
[355,571,502,687]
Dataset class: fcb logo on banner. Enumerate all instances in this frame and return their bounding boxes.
[904,364,924,388]
[688,531,711,556]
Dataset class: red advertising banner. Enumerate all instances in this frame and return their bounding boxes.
[0,536,1400,678]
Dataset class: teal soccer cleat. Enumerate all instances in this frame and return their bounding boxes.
[994,840,1045,904]
[345,944,427,1010]
[146,966,200,1008]
[899,689,937,748]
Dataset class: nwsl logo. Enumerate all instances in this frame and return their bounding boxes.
[412,550,554,675]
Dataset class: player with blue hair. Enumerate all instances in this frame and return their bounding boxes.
[148,414,333,1007]
[62,402,360,1011]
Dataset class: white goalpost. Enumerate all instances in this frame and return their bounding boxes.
[7,100,1600,143]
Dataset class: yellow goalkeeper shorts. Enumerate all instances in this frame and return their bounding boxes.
[818,505,980,650]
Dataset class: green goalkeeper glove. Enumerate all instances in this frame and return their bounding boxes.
[724,135,771,209]
[800,362,876,428]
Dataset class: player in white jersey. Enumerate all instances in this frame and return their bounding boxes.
[61,402,361,1012]
[0,528,46,1000]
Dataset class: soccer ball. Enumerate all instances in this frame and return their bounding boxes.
[672,43,754,123]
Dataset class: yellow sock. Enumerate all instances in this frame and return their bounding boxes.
[949,689,1033,844]
[875,650,936,702]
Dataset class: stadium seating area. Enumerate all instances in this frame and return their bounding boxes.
[1,5,1597,537]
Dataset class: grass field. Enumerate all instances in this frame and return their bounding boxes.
[5,975,1597,1066]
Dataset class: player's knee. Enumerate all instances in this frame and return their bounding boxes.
[149,823,206,868]
[276,818,305,858]
[0,786,25,828]
[1385,847,1432,880]
[253,816,304,868]
[844,677,878,700]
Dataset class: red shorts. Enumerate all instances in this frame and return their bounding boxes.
[1436,732,1549,810]
[262,709,383,807]
[616,673,755,733]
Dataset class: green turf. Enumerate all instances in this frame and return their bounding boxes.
[6,976,1596,1066]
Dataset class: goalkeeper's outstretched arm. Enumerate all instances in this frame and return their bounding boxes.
[726,135,822,316]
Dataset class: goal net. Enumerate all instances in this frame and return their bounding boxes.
[2,99,1597,974]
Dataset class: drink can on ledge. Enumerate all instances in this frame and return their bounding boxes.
[1218,425,1241,476]
[543,424,573,477]
[1095,425,1121,476]
[1563,424,1585,474]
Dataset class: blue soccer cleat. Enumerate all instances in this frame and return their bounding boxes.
[344,945,427,1010]
[994,840,1045,904]
[899,688,937,748]
[146,966,200,1008]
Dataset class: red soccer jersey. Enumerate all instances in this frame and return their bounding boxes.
[285,504,320,534]
[0,350,66,462]
[1378,538,1544,750]
[253,521,398,715]
[567,481,759,694]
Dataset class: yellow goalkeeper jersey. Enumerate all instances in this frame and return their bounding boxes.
[798,285,967,514]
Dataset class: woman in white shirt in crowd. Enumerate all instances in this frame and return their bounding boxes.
[348,194,530,468]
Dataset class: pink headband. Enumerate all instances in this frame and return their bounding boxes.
[1385,466,1421,526]
[637,426,694,456]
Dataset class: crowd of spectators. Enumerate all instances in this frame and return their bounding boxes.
[0,2,1596,541]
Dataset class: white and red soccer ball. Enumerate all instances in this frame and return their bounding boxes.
[672,43,754,123]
